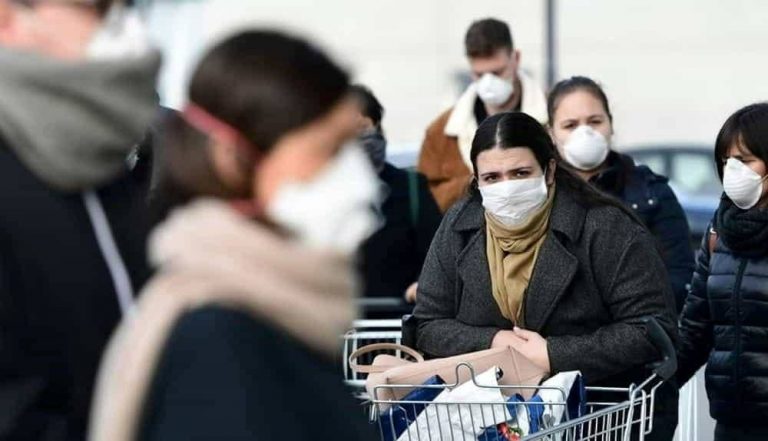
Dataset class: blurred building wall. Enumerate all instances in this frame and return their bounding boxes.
[149,0,768,155]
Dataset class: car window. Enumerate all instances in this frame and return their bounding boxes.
[670,152,721,196]
[631,152,667,177]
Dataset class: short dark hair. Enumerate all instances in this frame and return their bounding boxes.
[714,102,768,181]
[547,76,613,125]
[465,18,513,58]
[349,84,384,128]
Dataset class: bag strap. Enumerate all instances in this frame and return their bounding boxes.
[708,227,718,256]
[348,343,424,374]
[407,170,420,228]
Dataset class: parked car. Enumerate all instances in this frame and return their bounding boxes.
[386,145,419,171]
[624,144,721,242]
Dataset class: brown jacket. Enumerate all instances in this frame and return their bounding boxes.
[418,109,473,212]
[418,70,548,212]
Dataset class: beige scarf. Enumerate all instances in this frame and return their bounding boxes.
[485,185,556,325]
[88,199,356,441]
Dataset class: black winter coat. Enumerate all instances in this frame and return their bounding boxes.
[0,145,150,440]
[413,183,680,439]
[678,222,768,425]
[413,183,681,439]
[360,163,441,299]
[139,306,376,441]
[591,152,694,312]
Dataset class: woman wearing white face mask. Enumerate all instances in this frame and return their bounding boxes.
[88,31,378,441]
[548,76,694,313]
[677,103,768,441]
[413,112,679,441]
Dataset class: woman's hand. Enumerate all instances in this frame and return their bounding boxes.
[404,282,418,304]
[492,327,551,373]
[491,330,520,348]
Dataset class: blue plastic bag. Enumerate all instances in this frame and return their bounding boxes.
[378,375,445,441]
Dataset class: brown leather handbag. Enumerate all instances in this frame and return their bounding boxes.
[349,343,547,403]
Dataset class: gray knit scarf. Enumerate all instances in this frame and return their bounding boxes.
[0,48,161,191]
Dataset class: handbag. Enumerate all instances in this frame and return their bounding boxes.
[349,343,547,403]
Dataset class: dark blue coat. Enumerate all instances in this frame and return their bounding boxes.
[592,152,694,312]
[360,163,441,299]
[677,224,768,425]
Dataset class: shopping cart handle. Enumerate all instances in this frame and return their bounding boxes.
[643,316,677,381]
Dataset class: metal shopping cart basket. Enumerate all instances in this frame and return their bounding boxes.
[350,317,676,441]
[343,318,404,398]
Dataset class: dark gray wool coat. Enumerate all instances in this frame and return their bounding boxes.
[413,183,678,385]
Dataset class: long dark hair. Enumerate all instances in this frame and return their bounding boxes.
[714,102,768,181]
[151,30,350,223]
[469,112,639,221]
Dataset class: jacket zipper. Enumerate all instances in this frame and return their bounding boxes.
[733,258,748,399]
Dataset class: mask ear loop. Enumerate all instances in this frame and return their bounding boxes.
[182,103,263,218]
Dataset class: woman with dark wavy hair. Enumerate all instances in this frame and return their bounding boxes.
[413,111,679,440]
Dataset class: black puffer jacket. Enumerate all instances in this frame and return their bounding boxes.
[677,221,768,425]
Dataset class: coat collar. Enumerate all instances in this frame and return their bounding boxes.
[590,151,633,197]
[444,70,549,138]
[452,185,586,331]
[443,70,549,171]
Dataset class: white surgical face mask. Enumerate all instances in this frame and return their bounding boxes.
[479,173,548,227]
[561,125,609,171]
[266,145,382,255]
[476,73,514,107]
[723,157,768,210]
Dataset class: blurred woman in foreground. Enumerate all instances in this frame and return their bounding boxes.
[89,31,378,441]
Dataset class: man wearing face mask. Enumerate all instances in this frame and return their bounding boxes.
[0,1,159,439]
[418,17,548,213]
[350,85,441,309]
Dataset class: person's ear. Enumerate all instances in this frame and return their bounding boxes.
[513,49,521,67]
[360,116,375,132]
[547,159,557,186]
[208,140,252,197]
[548,125,557,144]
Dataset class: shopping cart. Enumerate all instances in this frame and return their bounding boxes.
[343,318,404,397]
[346,317,676,441]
